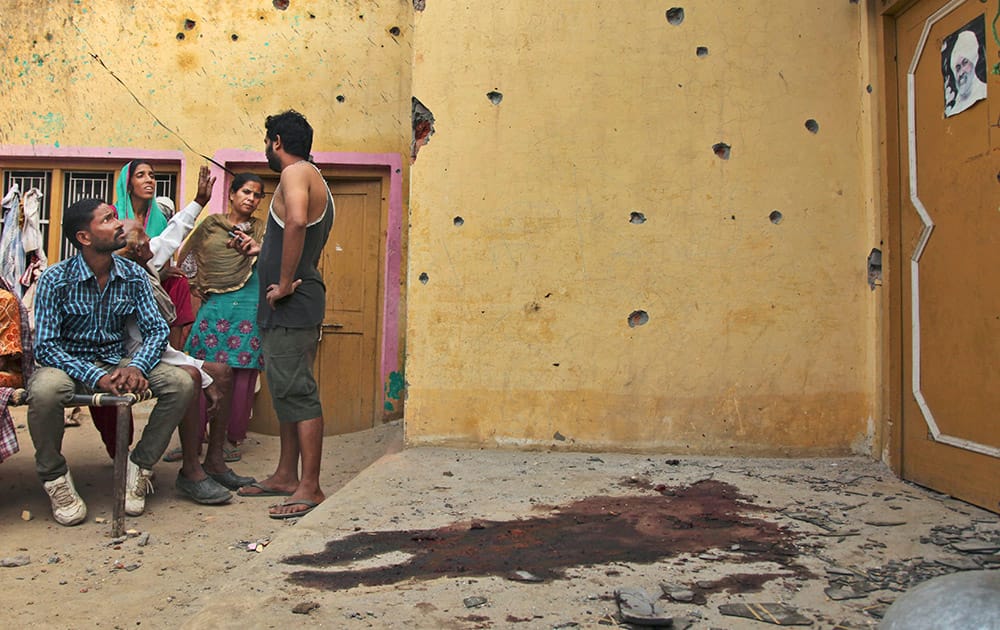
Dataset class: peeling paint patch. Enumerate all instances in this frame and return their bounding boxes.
[384,371,405,411]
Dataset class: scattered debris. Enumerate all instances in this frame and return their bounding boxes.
[21,510,31,521]
[951,540,999,554]
[1,555,30,568]
[660,582,695,603]
[824,583,872,601]
[718,602,813,626]
[463,596,487,608]
[94,517,107,524]
[292,601,320,615]
[509,570,544,583]
[616,587,690,627]
[864,519,906,527]
[137,533,150,547]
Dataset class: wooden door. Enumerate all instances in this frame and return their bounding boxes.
[316,178,383,435]
[892,0,1000,512]
[250,175,385,436]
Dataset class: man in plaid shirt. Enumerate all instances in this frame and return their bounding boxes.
[27,198,194,526]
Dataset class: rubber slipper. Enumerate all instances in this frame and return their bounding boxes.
[208,469,257,491]
[237,482,292,497]
[268,499,319,520]
[161,446,184,463]
[223,443,242,463]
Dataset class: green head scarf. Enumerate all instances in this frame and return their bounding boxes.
[114,161,168,238]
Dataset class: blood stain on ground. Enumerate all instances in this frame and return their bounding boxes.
[283,479,810,591]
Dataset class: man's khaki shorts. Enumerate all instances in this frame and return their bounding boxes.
[261,326,322,423]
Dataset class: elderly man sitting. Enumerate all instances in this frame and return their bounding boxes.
[27,198,194,526]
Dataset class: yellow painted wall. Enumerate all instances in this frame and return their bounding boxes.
[0,1,412,197]
[407,2,881,455]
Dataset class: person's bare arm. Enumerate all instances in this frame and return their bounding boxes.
[266,166,308,308]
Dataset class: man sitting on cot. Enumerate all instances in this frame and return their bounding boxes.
[27,198,194,526]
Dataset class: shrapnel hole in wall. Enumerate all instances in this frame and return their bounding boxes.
[713,143,731,159]
[487,91,503,105]
[628,310,649,328]
[805,119,819,134]
[666,8,685,25]
[629,212,646,224]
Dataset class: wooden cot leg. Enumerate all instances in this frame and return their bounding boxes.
[111,403,130,538]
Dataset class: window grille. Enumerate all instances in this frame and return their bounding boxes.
[2,170,54,255]
[155,173,177,203]
[60,171,115,260]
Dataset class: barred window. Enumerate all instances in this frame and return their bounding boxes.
[0,161,180,263]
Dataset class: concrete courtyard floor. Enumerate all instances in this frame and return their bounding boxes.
[182,443,999,629]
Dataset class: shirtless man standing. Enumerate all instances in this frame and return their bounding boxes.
[235,110,335,519]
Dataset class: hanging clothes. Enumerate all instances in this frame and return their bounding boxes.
[20,187,44,254]
[0,184,24,297]
[17,187,47,328]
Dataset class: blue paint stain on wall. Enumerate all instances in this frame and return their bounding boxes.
[37,112,66,137]
[383,371,405,411]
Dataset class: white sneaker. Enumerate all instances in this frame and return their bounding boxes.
[42,471,87,526]
[125,458,155,516]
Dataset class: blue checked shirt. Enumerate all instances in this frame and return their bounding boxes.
[33,254,168,388]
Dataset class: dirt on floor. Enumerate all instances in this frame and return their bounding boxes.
[3,403,999,629]
[0,402,403,630]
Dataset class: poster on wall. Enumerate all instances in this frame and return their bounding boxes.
[941,14,988,117]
